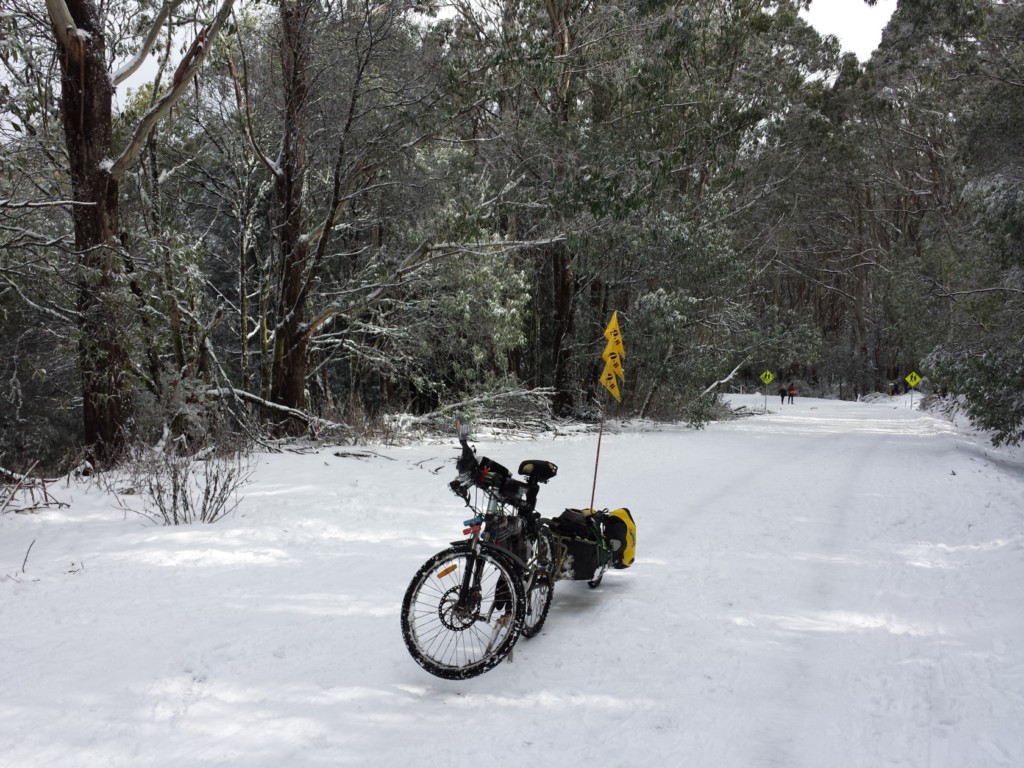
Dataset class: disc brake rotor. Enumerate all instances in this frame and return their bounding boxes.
[437,585,481,631]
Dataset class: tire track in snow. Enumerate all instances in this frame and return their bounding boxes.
[724,405,937,767]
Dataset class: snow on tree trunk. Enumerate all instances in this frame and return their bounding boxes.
[268,0,312,434]
[53,0,130,462]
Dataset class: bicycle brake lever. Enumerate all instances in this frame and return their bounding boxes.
[449,478,470,501]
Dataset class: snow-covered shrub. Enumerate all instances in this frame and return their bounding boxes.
[110,448,253,525]
[929,346,1024,446]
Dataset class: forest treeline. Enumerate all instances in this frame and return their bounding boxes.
[2,0,1023,470]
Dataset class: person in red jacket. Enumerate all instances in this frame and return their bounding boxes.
[787,384,796,404]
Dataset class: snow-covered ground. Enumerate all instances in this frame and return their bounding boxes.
[2,394,1023,767]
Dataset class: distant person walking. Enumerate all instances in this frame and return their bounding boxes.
[787,384,796,404]
[779,387,787,405]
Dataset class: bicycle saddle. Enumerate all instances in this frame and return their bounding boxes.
[517,460,558,483]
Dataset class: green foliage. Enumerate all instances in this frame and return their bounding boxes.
[0,300,83,471]
[6,0,1024,459]
[931,346,1024,446]
[919,1,1024,444]
[972,181,1024,269]
[383,252,531,406]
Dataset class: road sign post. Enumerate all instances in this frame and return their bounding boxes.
[760,369,774,412]
[905,371,921,409]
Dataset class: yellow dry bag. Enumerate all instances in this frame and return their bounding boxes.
[606,507,636,569]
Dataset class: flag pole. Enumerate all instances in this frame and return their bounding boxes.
[593,310,623,512]
[589,401,606,511]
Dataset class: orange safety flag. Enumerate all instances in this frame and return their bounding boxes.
[603,310,625,359]
[599,360,621,401]
[599,311,625,401]
[602,347,624,381]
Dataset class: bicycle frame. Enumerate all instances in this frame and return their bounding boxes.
[454,483,533,611]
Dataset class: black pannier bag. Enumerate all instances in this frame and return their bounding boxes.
[549,508,593,537]
[548,507,637,580]
[548,509,610,581]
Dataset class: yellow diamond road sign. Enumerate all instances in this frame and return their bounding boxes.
[760,370,774,385]
[905,371,921,388]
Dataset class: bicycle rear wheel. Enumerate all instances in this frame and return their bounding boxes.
[522,530,555,638]
[522,574,553,638]
[401,544,525,679]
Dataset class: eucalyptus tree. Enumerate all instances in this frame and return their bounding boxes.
[735,0,985,397]
[436,0,607,413]
[215,0,529,431]
[1,3,81,466]
[738,55,929,395]
[834,0,1024,427]
[9,0,238,464]
[616,0,836,416]
[859,0,979,386]
[921,0,1024,443]
[440,0,837,419]
[0,1,235,464]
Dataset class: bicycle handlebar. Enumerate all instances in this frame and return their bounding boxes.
[449,433,543,518]
[449,435,479,500]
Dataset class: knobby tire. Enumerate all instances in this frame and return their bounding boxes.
[521,528,555,638]
[522,574,553,638]
[401,544,525,680]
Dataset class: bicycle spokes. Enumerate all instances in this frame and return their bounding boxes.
[401,546,525,679]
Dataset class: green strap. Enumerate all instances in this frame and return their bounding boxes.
[588,519,610,566]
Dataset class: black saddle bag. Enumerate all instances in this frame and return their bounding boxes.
[548,509,607,581]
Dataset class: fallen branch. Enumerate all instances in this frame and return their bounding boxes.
[21,539,36,574]
[1,462,68,514]
[700,358,749,398]
[419,388,557,421]
[0,464,31,483]
[2,462,40,515]
[205,387,349,436]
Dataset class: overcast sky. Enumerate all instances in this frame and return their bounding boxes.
[801,0,898,60]
[116,1,900,103]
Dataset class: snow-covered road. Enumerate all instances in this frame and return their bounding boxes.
[2,395,1022,767]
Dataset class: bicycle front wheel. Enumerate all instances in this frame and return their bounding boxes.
[401,544,525,680]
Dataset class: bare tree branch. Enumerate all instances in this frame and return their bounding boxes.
[0,198,95,210]
[227,55,282,180]
[112,0,185,86]
[205,387,347,434]
[43,0,85,65]
[302,237,566,342]
[109,0,236,180]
